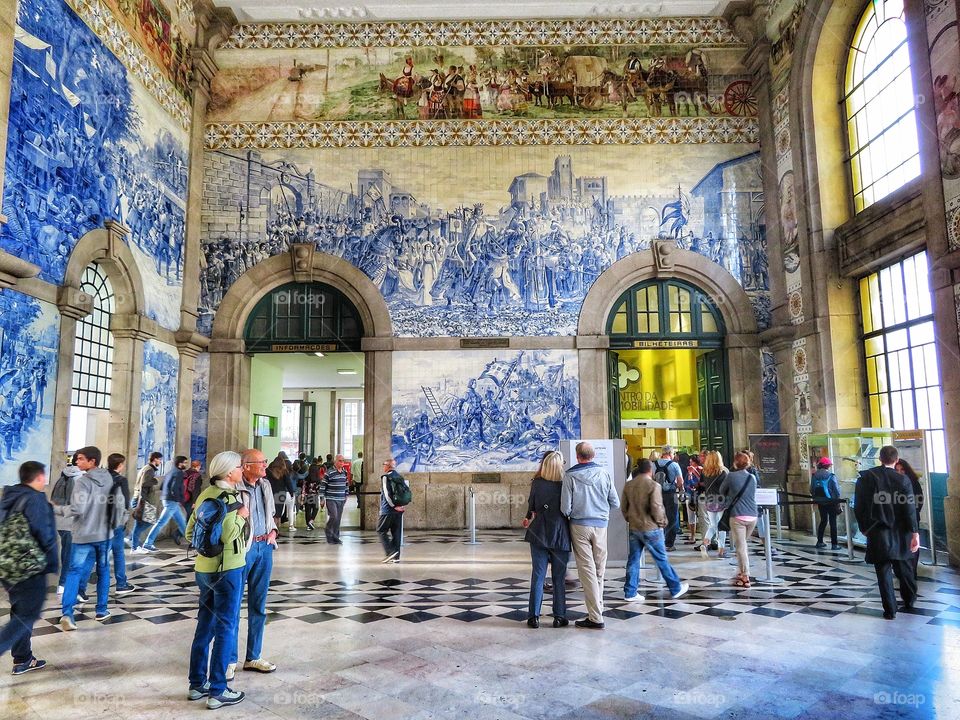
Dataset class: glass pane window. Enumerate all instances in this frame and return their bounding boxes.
[71,263,115,410]
[844,0,919,212]
[860,251,947,472]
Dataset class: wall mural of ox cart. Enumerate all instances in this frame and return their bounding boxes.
[210,43,756,122]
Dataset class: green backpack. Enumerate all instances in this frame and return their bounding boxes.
[0,496,47,585]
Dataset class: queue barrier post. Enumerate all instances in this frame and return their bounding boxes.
[755,506,784,585]
[842,499,855,561]
[466,486,478,545]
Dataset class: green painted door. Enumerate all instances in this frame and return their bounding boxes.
[697,350,731,458]
[608,350,621,439]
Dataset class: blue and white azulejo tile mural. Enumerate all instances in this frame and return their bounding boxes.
[139,340,179,469]
[0,290,60,485]
[392,349,580,472]
[1,0,188,332]
[190,352,209,465]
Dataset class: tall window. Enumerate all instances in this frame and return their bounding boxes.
[338,399,363,458]
[860,252,946,472]
[844,0,920,212]
[71,263,115,409]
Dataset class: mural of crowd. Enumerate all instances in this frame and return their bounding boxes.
[0,291,59,484]
[138,340,179,469]
[200,149,769,337]
[0,0,189,330]
[190,352,209,463]
[392,349,580,472]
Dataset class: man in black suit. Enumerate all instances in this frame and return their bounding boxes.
[854,445,920,620]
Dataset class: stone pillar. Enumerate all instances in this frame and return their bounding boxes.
[111,314,153,468]
[360,340,393,529]
[51,287,94,475]
[577,338,609,439]
[725,333,764,449]
[175,331,210,458]
[206,339,251,460]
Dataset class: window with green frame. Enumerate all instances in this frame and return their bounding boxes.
[859,251,946,472]
[607,280,725,346]
[244,282,363,352]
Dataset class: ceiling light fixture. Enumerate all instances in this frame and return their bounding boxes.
[314,352,325,358]
[337,369,358,375]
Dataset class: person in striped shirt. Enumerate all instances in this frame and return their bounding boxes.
[319,455,349,544]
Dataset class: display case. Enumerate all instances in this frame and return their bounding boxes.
[806,428,893,545]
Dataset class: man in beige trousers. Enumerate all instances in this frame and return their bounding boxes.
[561,442,620,629]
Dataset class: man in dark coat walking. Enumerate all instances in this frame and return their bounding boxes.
[854,445,920,620]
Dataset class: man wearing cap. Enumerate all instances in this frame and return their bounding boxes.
[810,457,842,549]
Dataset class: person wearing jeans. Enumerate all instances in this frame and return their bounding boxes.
[561,442,620,630]
[51,458,82,593]
[106,454,136,594]
[698,451,729,558]
[228,448,278,678]
[719,452,759,588]
[142,456,189,551]
[186,451,249,709]
[377,458,407,562]
[319,455,349,544]
[621,458,689,601]
[522,451,570,628]
[130,453,162,551]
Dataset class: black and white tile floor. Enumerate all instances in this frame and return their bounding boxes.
[2,529,958,719]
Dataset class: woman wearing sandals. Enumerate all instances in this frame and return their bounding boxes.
[719,452,758,588]
[522,451,571,629]
[696,451,728,559]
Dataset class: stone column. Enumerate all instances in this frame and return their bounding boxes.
[51,287,94,475]
[576,338,610,439]
[360,340,393,529]
[175,331,209,458]
[110,314,153,468]
[206,339,251,460]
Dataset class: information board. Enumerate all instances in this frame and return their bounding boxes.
[749,434,789,488]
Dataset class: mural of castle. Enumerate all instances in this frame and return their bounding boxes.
[1,0,189,332]
[211,43,755,122]
[199,145,769,336]
[138,340,179,468]
[392,349,580,472]
[0,290,60,485]
[190,352,209,465]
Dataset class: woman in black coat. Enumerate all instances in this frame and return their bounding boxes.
[522,451,570,628]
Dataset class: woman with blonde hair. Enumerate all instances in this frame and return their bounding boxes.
[522,450,571,628]
[186,451,250,709]
[697,450,728,559]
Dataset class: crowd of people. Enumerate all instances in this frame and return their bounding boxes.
[0,436,923,700]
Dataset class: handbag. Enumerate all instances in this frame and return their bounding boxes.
[142,500,158,525]
[718,479,750,533]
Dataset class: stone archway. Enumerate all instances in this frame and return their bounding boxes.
[206,248,394,522]
[52,222,149,475]
[577,242,763,448]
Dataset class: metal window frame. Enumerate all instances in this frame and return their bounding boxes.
[606,279,725,348]
[71,263,115,410]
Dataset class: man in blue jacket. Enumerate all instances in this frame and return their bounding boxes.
[561,442,620,629]
[142,455,189,551]
[0,461,59,674]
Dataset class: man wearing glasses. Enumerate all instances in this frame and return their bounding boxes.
[226,449,278,680]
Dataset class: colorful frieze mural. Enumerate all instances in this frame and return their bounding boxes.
[190,352,209,465]
[1,0,190,332]
[0,290,59,485]
[391,349,580,472]
[210,43,756,123]
[97,0,195,99]
[138,340,179,469]
[199,145,769,337]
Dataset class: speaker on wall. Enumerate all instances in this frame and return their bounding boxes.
[713,402,734,421]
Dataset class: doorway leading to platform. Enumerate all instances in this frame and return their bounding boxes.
[244,281,367,529]
[606,278,732,463]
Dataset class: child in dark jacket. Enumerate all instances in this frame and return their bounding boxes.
[0,461,59,675]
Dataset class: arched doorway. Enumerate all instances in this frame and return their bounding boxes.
[606,278,731,460]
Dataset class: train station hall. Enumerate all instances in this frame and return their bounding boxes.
[1,0,960,718]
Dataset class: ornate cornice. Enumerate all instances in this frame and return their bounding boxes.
[218,17,741,50]
[56,285,93,320]
[204,117,759,149]
[0,250,40,291]
[175,329,211,357]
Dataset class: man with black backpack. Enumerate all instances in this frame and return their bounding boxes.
[0,461,58,674]
[378,458,410,563]
[653,446,683,551]
[106,454,136,596]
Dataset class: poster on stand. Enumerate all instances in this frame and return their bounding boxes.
[748,434,789,488]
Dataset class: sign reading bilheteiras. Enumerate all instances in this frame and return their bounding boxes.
[632,340,700,349]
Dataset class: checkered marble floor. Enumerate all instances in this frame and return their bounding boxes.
[2,528,959,719]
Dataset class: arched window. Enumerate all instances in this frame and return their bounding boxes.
[244,282,363,352]
[844,0,920,212]
[71,263,115,409]
[606,279,725,348]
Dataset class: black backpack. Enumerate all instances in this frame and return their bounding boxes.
[387,474,412,506]
[105,475,126,532]
[653,460,674,492]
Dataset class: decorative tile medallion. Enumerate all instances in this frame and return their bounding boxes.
[204,117,759,149]
[66,0,191,129]
[219,17,740,50]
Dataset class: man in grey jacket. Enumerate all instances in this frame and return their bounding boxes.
[59,446,122,630]
[561,442,620,629]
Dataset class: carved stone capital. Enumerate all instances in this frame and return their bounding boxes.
[209,338,246,354]
[175,329,211,357]
[111,312,157,341]
[57,285,94,320]
[290,244,315,282]
[0,249,40,290]
[196,0,238,52]
[189,47,219,96]
[652,240,677,274]
[759,323,796,353]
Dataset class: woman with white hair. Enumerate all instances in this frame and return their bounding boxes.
[186,451,249,709]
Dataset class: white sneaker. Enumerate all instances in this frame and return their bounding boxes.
[132,547,148,555]
[207,689,244,709]
[225,663,236,681]
[624,594,644,602]
[123,537,132,548]
[59,615,77,631]
[57,585,64,596]
[672,582,690,599]
[243,657,277,673]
